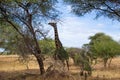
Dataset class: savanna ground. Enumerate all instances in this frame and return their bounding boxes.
[0,55,120,80]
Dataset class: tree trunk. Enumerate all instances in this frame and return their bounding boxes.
[108,58,112,68]
[34,54,45,75]
[103,58,108,68]
[37,57,45,75]
[2,7,45,75]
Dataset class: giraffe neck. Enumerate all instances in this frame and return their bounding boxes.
[53,25,62,49]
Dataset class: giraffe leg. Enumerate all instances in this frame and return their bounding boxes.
[66,60,69,70]
[62,60,66,67]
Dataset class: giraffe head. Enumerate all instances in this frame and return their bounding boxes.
[48,22,57,27]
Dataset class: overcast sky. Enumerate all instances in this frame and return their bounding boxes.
[48,1,120,48]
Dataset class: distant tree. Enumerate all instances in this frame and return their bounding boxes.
[66,47,92,76]
[89,33,120,68]
[66,47,81,61]
[64,0,120,21]
[82,44,97,65]
[74,50,92,77]
[0,0,58,74]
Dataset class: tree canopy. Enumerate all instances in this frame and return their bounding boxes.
[88,33,120,67]
[39,38,55,55]
[0,0,59,74]
[64,0,120,21]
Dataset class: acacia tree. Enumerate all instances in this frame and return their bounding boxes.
[64,0,120,21]
[0,0,58,75]
[89,33,120,68]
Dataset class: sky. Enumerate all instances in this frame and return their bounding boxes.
[48,1,120,48]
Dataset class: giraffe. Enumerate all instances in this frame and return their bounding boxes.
[48,22,69,70]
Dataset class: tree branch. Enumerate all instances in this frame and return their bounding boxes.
[35,29,47,39]
[103,2,120,18]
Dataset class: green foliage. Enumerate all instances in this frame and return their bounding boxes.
[0,22,33,55]
[39,38,55,55]
[0,0,59,74]
[39,38,69,60]
[57,47,69,60]
[66,47,92,74]
[74,52,92,75]
[0,0,59,55]
[88,32,120,67]
[0,0,59,54]
[89,33,120,57]
[66,47,81,54]
[0,22,19,54]
[66,47,81,58]
[64,0,120,21]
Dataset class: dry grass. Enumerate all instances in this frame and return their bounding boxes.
[0,55,120,80]
[0,55,39,71]
[92,57,120,79]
